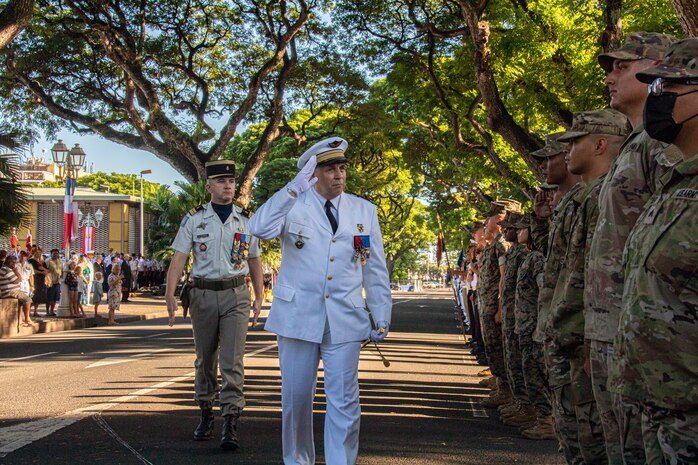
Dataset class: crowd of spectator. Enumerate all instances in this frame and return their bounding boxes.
[0,245,166,326]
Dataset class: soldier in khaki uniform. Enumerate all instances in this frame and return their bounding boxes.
[588,32,679,465]
[165,160,264,450]
[550,109,631,465]
[609,38,698,465]
[530,134,584,465]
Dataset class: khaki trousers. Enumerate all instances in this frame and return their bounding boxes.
[189,285,250,415]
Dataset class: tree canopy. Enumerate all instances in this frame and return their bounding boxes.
[0,0,690,265]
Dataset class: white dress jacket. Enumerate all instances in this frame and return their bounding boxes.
[249,188,392,344]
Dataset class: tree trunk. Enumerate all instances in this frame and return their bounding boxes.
[0,0,33,50]
[671,0,698,37]
[600,0,623,53]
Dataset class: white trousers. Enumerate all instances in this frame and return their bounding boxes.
[277,334,362,465]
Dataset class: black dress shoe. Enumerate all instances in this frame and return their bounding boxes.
[220,415,239,451]
[194,402,215,441]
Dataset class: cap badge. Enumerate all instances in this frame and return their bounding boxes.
[329,140,342,148]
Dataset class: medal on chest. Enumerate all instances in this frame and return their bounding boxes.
[353,235,371,266]
[295,229,305,249]
[232,231,249,270]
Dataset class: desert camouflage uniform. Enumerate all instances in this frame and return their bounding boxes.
[479,234,510,381]
[609,153,698,465]
[550,176,608,465]
[532,182,584,465]
[501,243,528,401]
[515,249,550,417]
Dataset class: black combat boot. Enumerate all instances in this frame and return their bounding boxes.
[193,401,214,441]
[220,413,240,451]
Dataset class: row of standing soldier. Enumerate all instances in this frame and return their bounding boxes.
[462,34,698,465]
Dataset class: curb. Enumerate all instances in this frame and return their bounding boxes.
[4,311,170,338]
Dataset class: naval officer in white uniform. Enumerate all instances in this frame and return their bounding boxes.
[249,137,392,465]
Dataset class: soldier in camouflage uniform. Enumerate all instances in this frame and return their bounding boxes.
[609,38,698,465]
[530,134,584,465]
[550,109,631,465]
[513,214,555,440]
[588,32,680,465]
[497,211,537,427]
[479,200,521,408]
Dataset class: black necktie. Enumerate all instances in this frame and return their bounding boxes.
[324,200,338,234]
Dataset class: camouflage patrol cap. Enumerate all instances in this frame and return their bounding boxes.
[530,132,567,159]
[598,31,677,72]
[485,198,522,217]
[465,220,486,234]
[513,213,532,229]
[557,109,631,142]
[636,38,698,83]
[498,211,524,228]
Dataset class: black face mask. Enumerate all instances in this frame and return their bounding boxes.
[644,89,698,144]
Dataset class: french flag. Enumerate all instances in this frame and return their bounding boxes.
[81,225,95,255]
[62,177,78,248]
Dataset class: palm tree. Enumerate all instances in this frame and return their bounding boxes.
[146,180,209,266]
[0,131,29,237]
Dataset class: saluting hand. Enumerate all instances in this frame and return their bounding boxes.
[533,190,553,219]
[165,295,177,327]
[287,155,318,196]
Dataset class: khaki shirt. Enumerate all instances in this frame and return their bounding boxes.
[171,202,261,279]
[609,154,698,410]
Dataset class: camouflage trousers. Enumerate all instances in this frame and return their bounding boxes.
[519,331,551,417]
[480,298,508,382]
[590,340,644,465]
[615,397,663,465]
[569,344,608,465]
[502,303,527,400]
[545,340,583,465]
[640,403,698,465]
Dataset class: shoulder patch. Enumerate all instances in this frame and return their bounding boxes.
[188,204,205,216]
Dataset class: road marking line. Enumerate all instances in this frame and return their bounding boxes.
[0,352,59,364]
[85,348,174,369]
[93,414,153,465]
[393,300,410,305]
[0,342,278,458]
[468,397,489,418]
[143,332,168,338]
[245,343,277,358]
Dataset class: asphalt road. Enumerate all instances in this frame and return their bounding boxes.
[0,290,565,464]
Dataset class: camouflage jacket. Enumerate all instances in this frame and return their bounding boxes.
[501,243,527,333]
[515,249,544,336]
[534,183,583,343]
[609,155,698,410]
[549,175,605,351]
[478,233,509,311]
[586,127,681,342]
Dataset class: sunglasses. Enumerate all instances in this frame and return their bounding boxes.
[649,77,698,96]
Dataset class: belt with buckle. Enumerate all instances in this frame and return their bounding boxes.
[191,276,245,291]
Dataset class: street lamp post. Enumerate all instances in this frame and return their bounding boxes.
[51,141,88,318]
[139,169,152,256]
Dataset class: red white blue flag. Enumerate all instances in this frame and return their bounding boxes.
[62,177,78,248]
[81,225,94,254]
